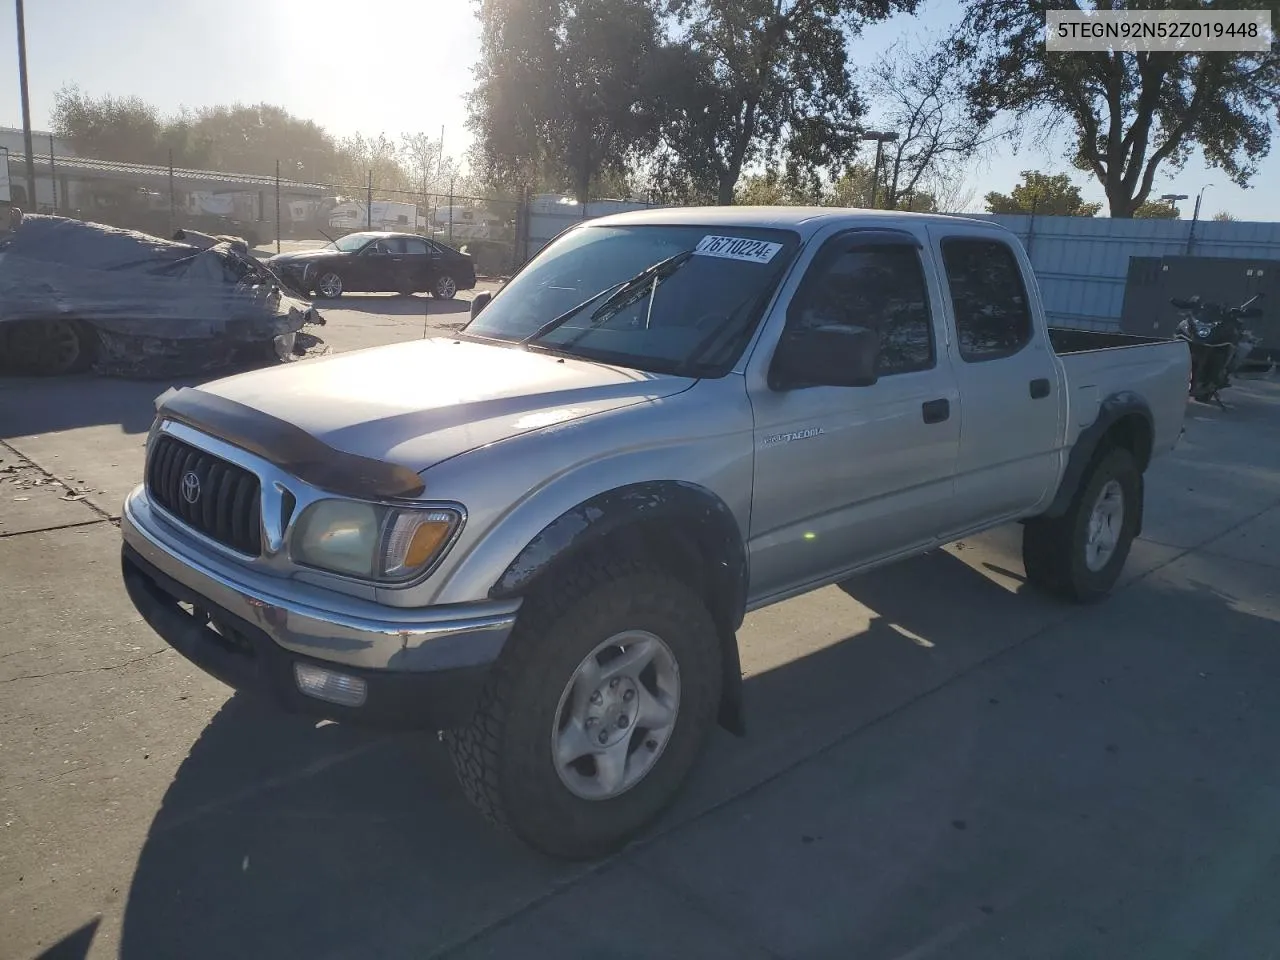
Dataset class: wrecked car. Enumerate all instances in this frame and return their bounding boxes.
[0,215,324,377]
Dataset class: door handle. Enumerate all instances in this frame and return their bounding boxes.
[921,398,950,424]
[1029,378,1051,399]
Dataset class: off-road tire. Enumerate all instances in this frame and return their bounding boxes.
[445,556,722,860]
[1022,446,1141,603]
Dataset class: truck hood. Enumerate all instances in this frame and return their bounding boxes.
[196,337,694,473]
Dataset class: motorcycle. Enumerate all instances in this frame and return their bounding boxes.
[1171,293,1271,406]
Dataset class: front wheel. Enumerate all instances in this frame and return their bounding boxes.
[446,557,722,859]
[1022,447,1141,603]
[315,271,344,299]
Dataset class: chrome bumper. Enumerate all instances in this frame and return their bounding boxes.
[120,485,519,673]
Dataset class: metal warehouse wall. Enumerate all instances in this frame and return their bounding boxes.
[972,214,1280,331]
[518,198,1280,333]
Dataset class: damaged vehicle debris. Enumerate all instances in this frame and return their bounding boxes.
[0,214,325,378]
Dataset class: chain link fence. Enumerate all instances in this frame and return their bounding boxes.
[5,151,524,278]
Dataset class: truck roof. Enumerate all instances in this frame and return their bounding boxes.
[587,205,1004,240]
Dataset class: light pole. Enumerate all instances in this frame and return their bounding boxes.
[1187,183,1213,255]
[1159,193,1189,217]
[862,131,898,209]
[14,0,37,210]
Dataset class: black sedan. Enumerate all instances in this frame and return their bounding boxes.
[267,232,477,300]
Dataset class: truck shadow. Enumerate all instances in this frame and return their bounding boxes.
[0,375,189,439]
[107,536,1082,959]
[115,542,1280,959]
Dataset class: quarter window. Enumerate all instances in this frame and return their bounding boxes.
[940,238,1034,362]
[787,241,935,376]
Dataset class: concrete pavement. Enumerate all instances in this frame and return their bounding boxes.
[2,317,1278,959]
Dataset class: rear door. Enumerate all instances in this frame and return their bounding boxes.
[400,236,432,291]
[747,228,961,602]
[925,226,1063,531]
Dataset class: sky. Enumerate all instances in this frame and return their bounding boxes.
[1,0,1276,220]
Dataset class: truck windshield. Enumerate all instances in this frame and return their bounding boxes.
[462,224,801,376]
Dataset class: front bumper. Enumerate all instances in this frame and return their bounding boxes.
[120,487,519,728]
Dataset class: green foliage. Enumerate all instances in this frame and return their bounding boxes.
[469,0,921,204]
[985,170,1102,217]
[656,0,920,204]
[50,85,458,196]
[1131,200,1180,219]
[733,162,941,210]
[469,0,664,202]
[1212,210,1238,222]
[958,0,1280,218]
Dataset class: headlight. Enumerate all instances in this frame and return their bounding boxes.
[1196,322,1213,338]
[291,500,462,581]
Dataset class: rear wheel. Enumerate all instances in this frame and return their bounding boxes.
[315,271,344,299]
[1022,447,1141,603]
[432,274,458,300]
[446,556,722,859]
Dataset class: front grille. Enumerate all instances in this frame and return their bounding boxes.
[147,435,262,555]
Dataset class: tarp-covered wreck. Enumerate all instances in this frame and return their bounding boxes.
[0,214,325,378]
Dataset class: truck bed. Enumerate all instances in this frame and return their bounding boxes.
[1048,327,1169,355]
[1049,327,1189,461]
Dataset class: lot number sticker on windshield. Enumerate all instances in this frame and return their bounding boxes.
[695,235,783,264]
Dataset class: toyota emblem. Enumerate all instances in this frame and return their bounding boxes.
[180,471,201,504]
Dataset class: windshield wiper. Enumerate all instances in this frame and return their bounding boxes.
[520,250,694,346]
[680,257,794,375]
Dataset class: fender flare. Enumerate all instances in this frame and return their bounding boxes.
[1042,391,1154,528]
[489,480,748,735]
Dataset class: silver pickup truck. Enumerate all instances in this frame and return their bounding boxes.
[120,208,1189,859]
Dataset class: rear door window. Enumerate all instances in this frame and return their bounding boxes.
[939,238,1034,362]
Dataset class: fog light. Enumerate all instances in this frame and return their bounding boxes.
[294,663,367,707]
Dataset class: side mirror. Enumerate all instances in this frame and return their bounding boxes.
[769,324,879,390]
[470,291,493,320]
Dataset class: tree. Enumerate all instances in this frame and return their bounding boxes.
[658,0,920,205]
[51,86,374,185]
[1213,210,1238,221]
[985,170,1102,217]
[469,0,665,202]
[52,85,166,165]
[862,33,1003,209]
[1132,199,1179,219]
[401,132,444,193]
[959,1,1280,218]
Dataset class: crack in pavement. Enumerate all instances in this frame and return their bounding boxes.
[0,437,119,523]
[1,647,169,683]
[0,517,113,538]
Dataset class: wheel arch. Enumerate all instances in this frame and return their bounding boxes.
[1042,391,1153,531]
[488,480,748,736]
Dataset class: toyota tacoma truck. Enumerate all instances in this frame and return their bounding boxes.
[120,208,1189,859]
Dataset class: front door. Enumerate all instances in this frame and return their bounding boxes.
[353,238,395,291]
[747,229,961,603]
[925,227,1063,531]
